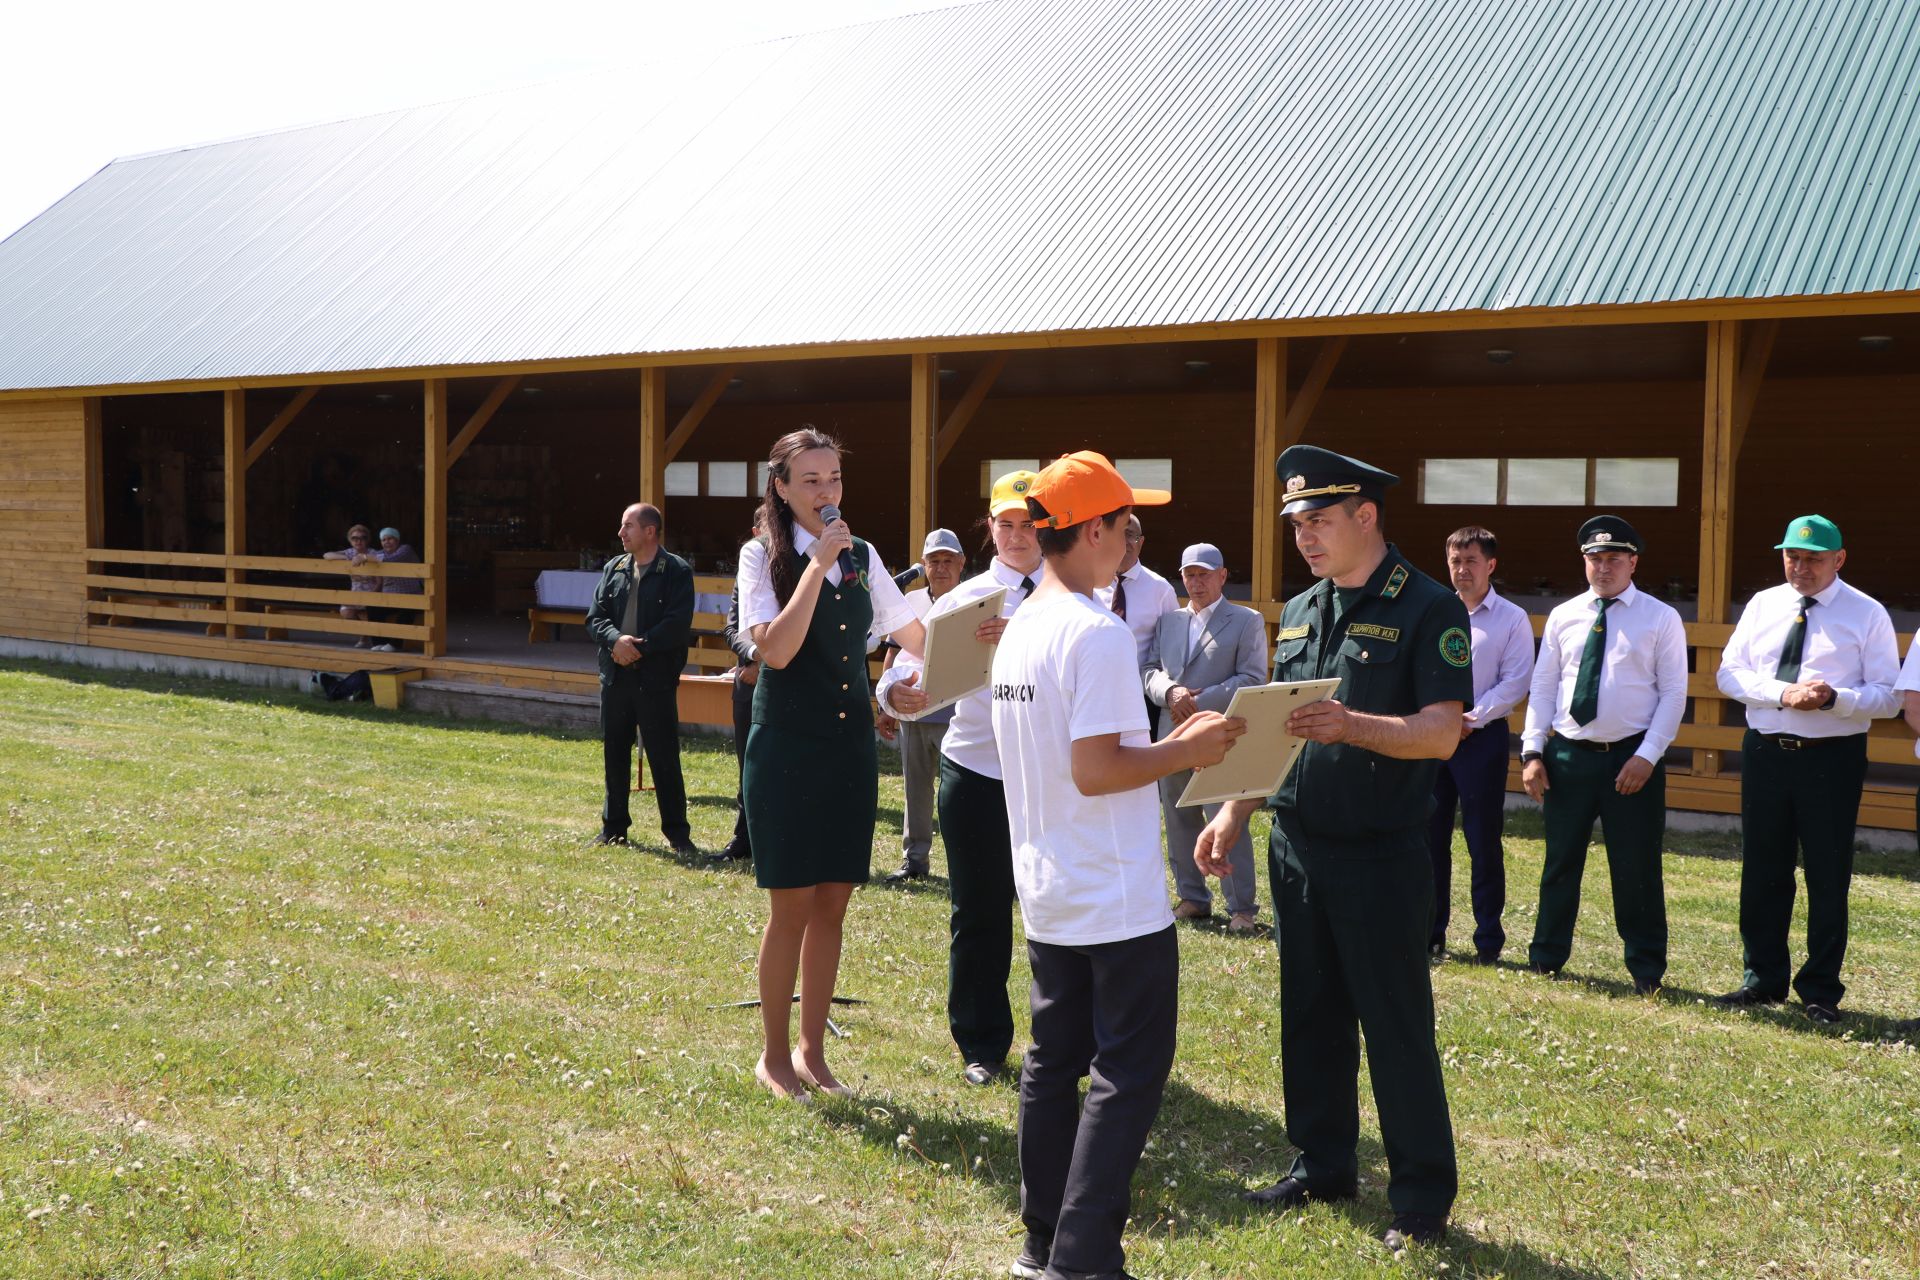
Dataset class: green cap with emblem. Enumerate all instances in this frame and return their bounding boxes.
[1774,514,1841,552]
[1276,444,1400,516]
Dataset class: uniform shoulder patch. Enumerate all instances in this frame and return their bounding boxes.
[1275,624,1311,641]
[1381,564,1408,598]
[1439,626,1471,668]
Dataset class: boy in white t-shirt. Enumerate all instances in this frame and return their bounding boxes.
[991,451,1243,1280]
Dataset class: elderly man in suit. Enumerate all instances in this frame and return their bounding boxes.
[1145,543,1270,932]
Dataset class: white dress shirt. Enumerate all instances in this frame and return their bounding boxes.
[1897,640,1920,760]
[1716,577,1902,737]
[875,558,1041,780]
[1523,582,1688,764]
[1462,587,1535,729]
[1183,598,1222,666]
[1095,562,1179,665]
[736,528,917,635]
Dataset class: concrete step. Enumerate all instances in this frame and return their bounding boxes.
[406,678,599,731]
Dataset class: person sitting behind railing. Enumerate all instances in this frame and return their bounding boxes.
[322,523,383,648]
[370,527,421,653]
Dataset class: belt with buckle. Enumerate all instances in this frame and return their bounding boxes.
[1566,731,1645,753]
[1755,731,1849,752]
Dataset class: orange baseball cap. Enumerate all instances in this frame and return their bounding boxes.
[1026,451,1171,529]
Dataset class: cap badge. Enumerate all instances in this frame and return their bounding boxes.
[1285,475,1305,494]
[1592,531,1612,543]
[1013,478,1029,494]
[1797,525,1812,540]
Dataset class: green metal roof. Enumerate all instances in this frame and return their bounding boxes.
[1,0,1917,391]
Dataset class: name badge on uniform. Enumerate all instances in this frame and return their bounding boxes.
[1346,623,1401,643]
[1276,624,1311,641]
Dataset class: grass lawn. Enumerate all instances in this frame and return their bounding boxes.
[1,659,1917,1279]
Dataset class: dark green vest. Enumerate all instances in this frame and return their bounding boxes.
[751,540,875,739]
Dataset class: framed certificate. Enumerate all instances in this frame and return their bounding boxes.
[914,587,1008,715]
[1174,678,1341,807]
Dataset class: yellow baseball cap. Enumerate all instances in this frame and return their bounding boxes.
[989,469,1041,516]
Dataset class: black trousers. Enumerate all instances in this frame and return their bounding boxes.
[1019,925,1177,1279]
[1273,835,1456,1218]
[1426,721,1510,956]
[728,676,752,853]
[599,678,689,844]
[1528,734,1667,984]
[939,756,1017,1066]
[1738,730,1868,1006]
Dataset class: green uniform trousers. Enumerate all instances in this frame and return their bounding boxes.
[1272,834,1457,1218]
[1528,734,1667,984]
[1738,730,1867,1006]
[939,757,1017,1067]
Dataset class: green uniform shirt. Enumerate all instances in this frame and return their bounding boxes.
[1269,544,1473,853]
[586,549,695,689]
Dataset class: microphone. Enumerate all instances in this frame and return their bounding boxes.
[818,504,861,582]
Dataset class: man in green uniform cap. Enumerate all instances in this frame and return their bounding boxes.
[1712,515,1901,1025]
[1195,443,1469,1252]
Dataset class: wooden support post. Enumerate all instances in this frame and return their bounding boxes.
[446,376,520,468]
[424,378,449,658]
[1251,338,1285,605]
[909,354,938,554]
[640,368,667,507]
[935,352,1007,465]
[81,398,104,608]
[664,365,736,463]
[243,386,320,469]
[222,389,246,638]
[1729,318,1777,465]
[1282,335,1347,445]
[1693,321,1740,778]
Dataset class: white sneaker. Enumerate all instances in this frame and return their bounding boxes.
[371,644,396,652]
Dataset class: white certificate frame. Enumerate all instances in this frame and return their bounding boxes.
[914,587,1008,715]
[1175,678,1341,807]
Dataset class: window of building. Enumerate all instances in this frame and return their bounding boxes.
[1115,458,1173,490]
[707,461,750,498]
[664,461,700,497]
[1418,456,1680,507]
[981,458,1041,496]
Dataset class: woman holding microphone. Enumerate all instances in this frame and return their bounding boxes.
[736,427,962,1100]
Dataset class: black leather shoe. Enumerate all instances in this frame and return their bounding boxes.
[1241,1175,1354,1208]
[1472,950,1501,966]
[1632,976,1663,996]
[591,832,630,847]
[1803,1001,1842,1025]
[1007,1251,1047,1280]
[962,1061,1002,1086]
[1713,986,1783,1008]
[1382,1212,1447,1251]
[1526,959,1559,977]
[708,839,749,863]
[668,837,700,857]
[1428,943,1446,963]
[882,861,929,884]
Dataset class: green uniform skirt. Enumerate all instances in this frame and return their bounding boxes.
[743,722,878,889]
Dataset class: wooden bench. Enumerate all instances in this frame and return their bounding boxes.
[527,607,587,642]
[102,593,221,637]
[367,667,424,711]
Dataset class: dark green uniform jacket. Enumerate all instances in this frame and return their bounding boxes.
[1269,545,1473,854]
[586,549,695,690]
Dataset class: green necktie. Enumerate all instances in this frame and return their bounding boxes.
[1569,597,1610,726]
[1773,596,1817,683]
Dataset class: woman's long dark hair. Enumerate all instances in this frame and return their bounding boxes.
[756,426,845,608]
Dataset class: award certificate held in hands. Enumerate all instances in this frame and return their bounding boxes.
[1175,678,1341,807]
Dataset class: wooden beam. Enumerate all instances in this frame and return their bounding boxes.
[1728,318,1778,465]
[1693,320,1740,779]
[935,353,1007,465]
[1250,338,1285,605]
[640,368,667,507]
[11,291,1920,404]
[909,354,938,555]
[81,397,104,555]
[242,385,320,469]
[446,376,520,468]
[222,389,246,639]
[1282,335,1347,447]
[663,365,736,464]
[423,378,449,657]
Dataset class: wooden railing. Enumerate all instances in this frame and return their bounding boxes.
[84,549,432,646]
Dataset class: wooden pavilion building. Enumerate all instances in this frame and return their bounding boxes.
[2,0,1916,828]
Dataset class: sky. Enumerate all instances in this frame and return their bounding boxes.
[0,0,953,243]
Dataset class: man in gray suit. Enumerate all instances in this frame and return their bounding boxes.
[1145,543,1271,932]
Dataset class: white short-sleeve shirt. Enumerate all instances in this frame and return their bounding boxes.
[735,528,916,636]
[991,592,1172,947]
[1897,638,1920,760]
